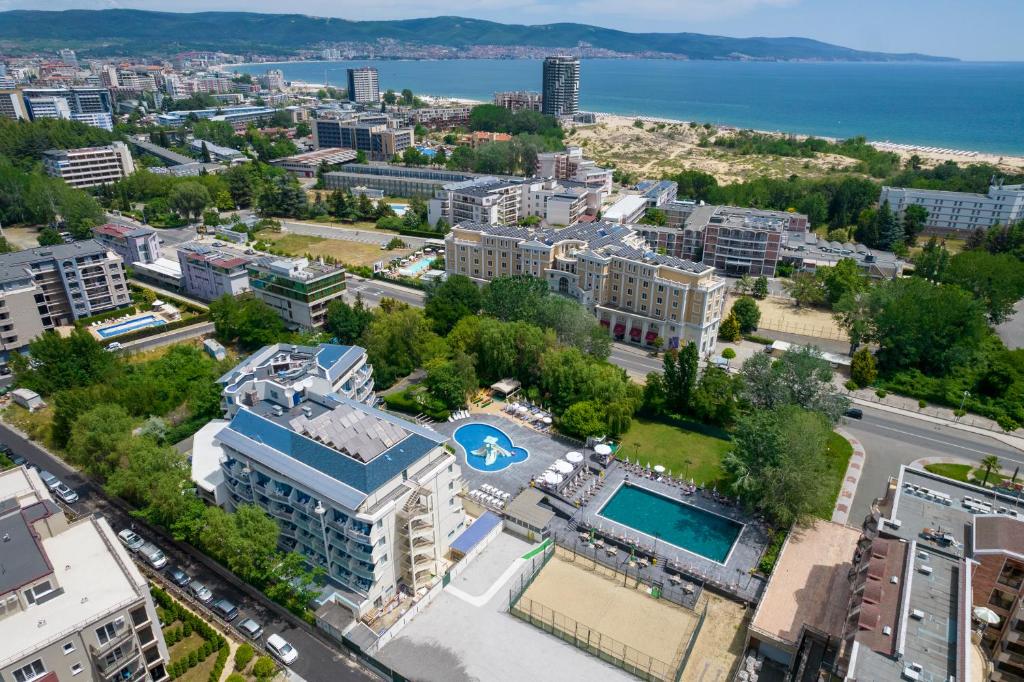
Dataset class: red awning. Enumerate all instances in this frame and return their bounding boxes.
[613,323,626,335]
[629,327,642,338]
[645,331,658,341]
[600,320,610,328]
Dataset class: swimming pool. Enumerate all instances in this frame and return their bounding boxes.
[95,314,167,338]
[597,484,742,564]
[390,202,408,216]
[398,258,434,277]
[453,423,529,472]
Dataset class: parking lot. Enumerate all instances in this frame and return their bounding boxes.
[0,421,379,682]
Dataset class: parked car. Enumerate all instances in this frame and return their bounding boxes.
[168,567,192,588]
[53,483,79,504]
[212,598,239,622]
[10,454,27,467]
[189,581,213,603]
[37,469,61,490]
[236,618,263,640]
[0,442,11,455]
[844,407,864,420]
[138,542,168,570]
[266,634,298,665]
[117,529,145,553]
[105,342,123,352]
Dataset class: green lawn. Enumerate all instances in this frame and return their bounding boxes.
[814,432,854,520]
[925,463,1009,487]
[617,417,733,485]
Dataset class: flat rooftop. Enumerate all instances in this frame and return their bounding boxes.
[750,520,860,647]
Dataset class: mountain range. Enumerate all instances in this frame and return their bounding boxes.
[0,10,955,62]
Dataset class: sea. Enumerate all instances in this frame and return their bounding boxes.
[234,59,1024,156]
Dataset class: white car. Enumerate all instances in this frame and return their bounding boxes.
[53,483,79,504]
[105,342,123,352]
[117,529,145,552]
[266,633,298,665]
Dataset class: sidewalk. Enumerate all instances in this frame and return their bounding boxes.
[850,397,1024,454]
[832,428,866,526]
[843,383,1016,436]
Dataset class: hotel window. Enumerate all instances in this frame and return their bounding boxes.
[13,660,46,682]
[71,663,84,676]
[63,642,76,654]
[998,561,1024,590]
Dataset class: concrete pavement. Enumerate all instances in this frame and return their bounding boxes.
[280,219,433,249]
[831,429,866,526]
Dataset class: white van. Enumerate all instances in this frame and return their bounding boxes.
[138,542,168,569]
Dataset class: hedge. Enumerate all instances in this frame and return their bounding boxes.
[233,643,254,671]
[383,387,449,421]
[113,313,211,345]
[743,333,774,345]
[76,304,138,327]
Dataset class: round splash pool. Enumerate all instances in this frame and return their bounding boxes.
[453,423,529,472]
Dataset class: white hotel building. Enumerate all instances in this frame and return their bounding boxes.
[879,181,1024,235]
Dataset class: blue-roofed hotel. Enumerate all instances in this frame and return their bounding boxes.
[206,344,464,617]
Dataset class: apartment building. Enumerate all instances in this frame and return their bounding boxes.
[0,89,29,120]
[636,180,678,208]
[246,257,347,330]
[42,142,135,189]
[24,96,71,120]
[218,342,375,411]
[313,116,414,161]
[347,67,380,104]
[0,466,170,682]
[446,221,726,355]
[407,105,473,129]
[522,178,590,226]
[209,348,464,616]
[176,242,250,301]
[91,223,160,265]
[270,148,358,178]
[324,164,478,198]
[0,241,131,352]
[541,56,580,116]
[970,515,1024,681]
[535,147,613,194]
[155,106,277,129]
[428,176,594,228]
[259,69,285,91]
[879,181,1024,235]
[493,90,543,112]
[22,87,113,118]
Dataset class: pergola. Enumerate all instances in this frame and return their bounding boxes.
[490,378,521,399]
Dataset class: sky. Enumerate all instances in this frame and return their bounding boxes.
[0,0,1018,61]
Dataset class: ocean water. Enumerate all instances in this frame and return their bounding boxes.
[235,59,1024,155]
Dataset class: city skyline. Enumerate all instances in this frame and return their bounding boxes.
[0,0,1019,61]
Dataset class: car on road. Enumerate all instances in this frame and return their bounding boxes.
[117,529,145,552]
[189,581,213,603]
[169,568,192,588]
[845,407,864,420]
[53,482,79,504]
[266,634,298,665]
[212,598,239,622]
[236,618,263,640]
[37,469,61,490]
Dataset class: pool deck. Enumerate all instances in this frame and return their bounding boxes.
[552,466,770,604]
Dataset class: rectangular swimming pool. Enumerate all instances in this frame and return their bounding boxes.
[597,484,742,564]
[96,314,167,338]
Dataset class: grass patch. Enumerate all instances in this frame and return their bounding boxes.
[175,653,218,682]
[167,632,205,660]
[2,404,58,452]
[814,431,854,520]
[618,417,733,485]
[925,462,1010,487]
[255,229,414,267]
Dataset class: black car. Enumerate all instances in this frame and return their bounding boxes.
[0,443,11,455]
[212,598,239,622]
[169,568,192,588]
[10,454,27,467]
[845,407,864,420]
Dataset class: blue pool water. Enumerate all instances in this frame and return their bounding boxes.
[399,258,433,277]
[96,314,166,338]
[390,202,408,216]
[598,484,742,564]
[454,423,529,472]
[415,146,437,158]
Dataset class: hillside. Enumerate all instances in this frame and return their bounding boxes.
[0,10,955,62]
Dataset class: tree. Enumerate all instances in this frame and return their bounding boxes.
[832,291,873,355]
[902,204,929,244]
[641,208,667,226]
[424,275,482,334]
[251,657,275,680]
[558,401,607,439]
[68,404,134,478]
[718,311,741,342]
[37,228,62,246]
[324,294,373,344]
[209,295,287,351]
[941,251,1024,325]
[690,367,741,426]
[850,348,877,388]
[12,327,116,397]
[783,272,826,308]
[168,182,211,221]
[199,141,212,163]
[980,455,1001,487]
[752,276,769,299]
[257,176,307,218]
[819,258,867,307]
[663,343,698,414]
[481,275,550,322]
[913,237,951,282]
[740,346,848,423]
[874,200,903,251]
[424,353,477,410]
[360,307,448,388]
[640,372,667,417]
[722,405,834,527]
[734,275,754,296]
[731,296,761,333]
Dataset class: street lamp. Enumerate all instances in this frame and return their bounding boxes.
[957,390,970,421]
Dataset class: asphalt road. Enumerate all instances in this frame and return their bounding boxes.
[843,403,1024,523]
[0,422,378,682]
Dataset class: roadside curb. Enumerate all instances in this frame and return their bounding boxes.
[850,398,1024,454]
[832,428,866,527]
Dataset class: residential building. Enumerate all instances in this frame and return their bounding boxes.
[24,96,71,121]
[0,89,29,120]
[71,112,113,131]
[346,67,380,104]
[259,69,285,91]
[0,466,170,682]
[780,232,907,279]
[406,105,472,129]
[313,116,414,161]
[428,176,595,228]
[208,347,464,615]
[91,223,160,265]
[154,106,277,129]
[42,142,135,189]
[58,48,78,65]
[521,178,590,226]
[0,241,130,351]
[324,164,479,198]
[879,180,1024,235]
[188,139,246,164]
[603,195,649,225]
[131,258,184,292]
[493,90,543,112]
[971,515,1024,681]
[247,257,347,330]
[176,242,250,301]
[535,147,613,194]
[541,55,580,117]
[270,148,358,178]
[636,180,678,208]
[446,221,726,354]
[22,87,113,120]
[466,131,512,148]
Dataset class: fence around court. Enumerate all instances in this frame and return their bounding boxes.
[507,541,709,682]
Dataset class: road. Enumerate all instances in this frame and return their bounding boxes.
[0,422,378,682]
[843,403,1024,523]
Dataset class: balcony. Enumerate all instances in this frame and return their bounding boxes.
[92,641,141,678]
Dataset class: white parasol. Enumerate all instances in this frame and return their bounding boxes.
[594,444,612,456]
[565,451,584,464]
[654,465,666,474]
[553,460,574,474]
[974,606,1001,625]
[543,471,564,486]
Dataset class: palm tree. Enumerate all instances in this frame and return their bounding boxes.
[683,458,694,480]
[980,455,1001,487]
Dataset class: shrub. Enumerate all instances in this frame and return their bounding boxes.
[997,414,1019,432]
[252,656,276,680]
[721,347,736,360]
[226,675,246,682]
[844,379,858,391]
[850,348,877,388]
[208,645,229,682]
[918,399,927,409]
[182,622,193,637]
[743,334,774,345]
[875,388,887,399]
[188,651,198,668]
[234,643,255,671]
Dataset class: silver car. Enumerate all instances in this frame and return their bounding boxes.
[189,581,213,603]
[117,529,145,552]
[53,483,79,504]
[236,618,263,640]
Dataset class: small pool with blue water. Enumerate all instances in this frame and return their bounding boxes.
[454,423,529,472]
[96,314,167,338]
